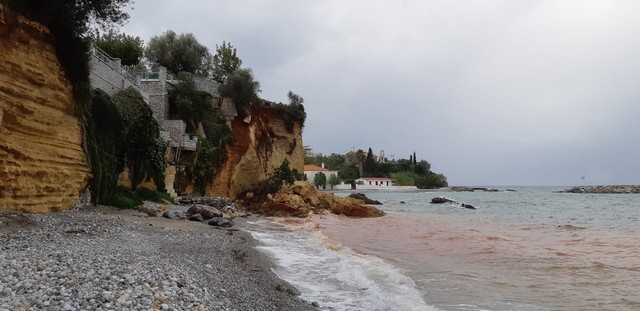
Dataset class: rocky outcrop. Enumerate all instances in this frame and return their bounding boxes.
[0,5,89,213]
[562,185,640,194]
[210,105,304,199]
[247,181,385,217]
[348,193,382,205]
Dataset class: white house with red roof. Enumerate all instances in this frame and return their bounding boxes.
[303,164,338,188]
[355,177,396,187]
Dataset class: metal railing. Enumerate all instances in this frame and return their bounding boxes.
[91,45,139,87]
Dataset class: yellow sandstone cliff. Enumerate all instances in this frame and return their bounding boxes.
[0,5,90,213]
[210,105,304,199]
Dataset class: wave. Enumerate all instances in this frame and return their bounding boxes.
[248,219,438,311]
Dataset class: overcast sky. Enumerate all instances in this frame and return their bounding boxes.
[120,0,640,186]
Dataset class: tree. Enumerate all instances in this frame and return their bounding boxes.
[211,41,242,83]
[168,73,213,132]
[414,160,431,175]
[5,0,132,86]
[364,147,377,177]
[145,30,212,76]
[338,163,359,182]
[217,68,261,112]
[328,174,341,189]
[93,29,143,67]
[288,91,304,106]
[355,149,365,177]
[313,172,327,189]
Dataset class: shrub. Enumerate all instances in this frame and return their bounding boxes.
[136,187,173,203]
[104,187,142,209]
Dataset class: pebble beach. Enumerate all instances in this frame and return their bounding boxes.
[0,206,317,311]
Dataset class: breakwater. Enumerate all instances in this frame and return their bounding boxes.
[562,185,640,194]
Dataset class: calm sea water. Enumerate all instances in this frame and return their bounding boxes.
[247,187,640,311]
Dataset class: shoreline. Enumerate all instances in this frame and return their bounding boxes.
[0,206,317,310]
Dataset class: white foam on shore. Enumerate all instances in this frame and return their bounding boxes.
[247,219,438,311]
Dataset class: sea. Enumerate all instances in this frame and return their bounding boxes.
[246,187,640,311]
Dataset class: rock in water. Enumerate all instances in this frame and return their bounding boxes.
[462,203,476,210]
[431,197,453,204]
[348,193,383,205]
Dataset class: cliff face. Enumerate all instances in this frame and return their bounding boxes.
[0,5,89,213]
[210,106,304,199]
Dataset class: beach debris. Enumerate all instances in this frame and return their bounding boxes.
[348,193,382,205]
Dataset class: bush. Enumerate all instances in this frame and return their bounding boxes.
[136,187,173,203]
[391,172,417,186]
[217,68,260,113]
[256,160,300,194]
[104,187,142,209]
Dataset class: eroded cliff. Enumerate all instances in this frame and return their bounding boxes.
[0,5,89,213]
[210,105,304,199]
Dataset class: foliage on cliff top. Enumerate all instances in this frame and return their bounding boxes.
[261,91,306,132]
[3,0,131,88]
[92,29,143,67]
[145,30,212,76]
[218,68,261,113]
[211,41,242,83]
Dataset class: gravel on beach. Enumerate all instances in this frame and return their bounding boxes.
[0,206,317,311]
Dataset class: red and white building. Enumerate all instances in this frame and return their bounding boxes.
[355,177,396,187]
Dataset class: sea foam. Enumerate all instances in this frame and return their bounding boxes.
[248,219,437,311]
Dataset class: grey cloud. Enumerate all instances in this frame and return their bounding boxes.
[121,0,640,185]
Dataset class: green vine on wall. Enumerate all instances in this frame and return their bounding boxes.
[86,87,167,206]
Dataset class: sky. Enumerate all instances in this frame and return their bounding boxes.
[119,0,640,186]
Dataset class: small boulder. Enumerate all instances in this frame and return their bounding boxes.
[187,204,223,220]
[137,202,169,217]
[208,217,234,227]
[330,197,385,217]
[431,197,453,204]
[162,210,186,220]
[188,213,205,222]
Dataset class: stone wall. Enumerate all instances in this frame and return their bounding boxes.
[139,68,170,122]
[0,4,90,213]
[89,46,147,100]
